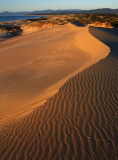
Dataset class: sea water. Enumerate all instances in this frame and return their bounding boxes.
[0,15,42,22]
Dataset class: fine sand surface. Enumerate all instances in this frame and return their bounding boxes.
[0,23,109,124]
[0,24,118,160]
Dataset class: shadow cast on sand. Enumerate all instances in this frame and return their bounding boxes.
[0,24,23,42]
[71,21,86,27]
[0,32,23,42]
[89,26,118,57]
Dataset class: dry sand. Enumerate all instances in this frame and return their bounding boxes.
[0,23,109,124]
[0,23,118,160]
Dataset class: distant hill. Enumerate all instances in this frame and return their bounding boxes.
[0,8,118,16]
[82,8,118,14]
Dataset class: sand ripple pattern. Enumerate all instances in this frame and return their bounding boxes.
[0,28,118,160]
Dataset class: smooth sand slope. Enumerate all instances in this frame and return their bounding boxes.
[0,23,109,124]
[0,25,118,160]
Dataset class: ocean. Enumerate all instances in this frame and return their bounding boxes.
[0,15,43,22]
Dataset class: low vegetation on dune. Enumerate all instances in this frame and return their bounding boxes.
[26,21,57,28]
[24,19,67,29]
[0,14,118,39]
[42,14,118,28]
[70,14,118,27]
[22,16,49,22]
[0,25,22,35]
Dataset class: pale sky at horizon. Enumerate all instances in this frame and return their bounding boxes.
[0,0,118,12]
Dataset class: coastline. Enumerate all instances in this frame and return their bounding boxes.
[0,15,44,23]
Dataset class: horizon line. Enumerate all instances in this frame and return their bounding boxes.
[1,8,118,13]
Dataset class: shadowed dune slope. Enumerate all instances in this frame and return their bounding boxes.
[0,27,118,160]
[89,26,118,56]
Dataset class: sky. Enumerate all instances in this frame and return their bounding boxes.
[0,0,118,12]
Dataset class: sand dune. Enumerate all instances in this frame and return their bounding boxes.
[0,25,118,160]
[0,23,109,124]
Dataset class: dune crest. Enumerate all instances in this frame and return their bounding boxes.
[75,26,110,59]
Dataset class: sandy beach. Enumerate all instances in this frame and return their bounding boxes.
[0,20,118,160]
